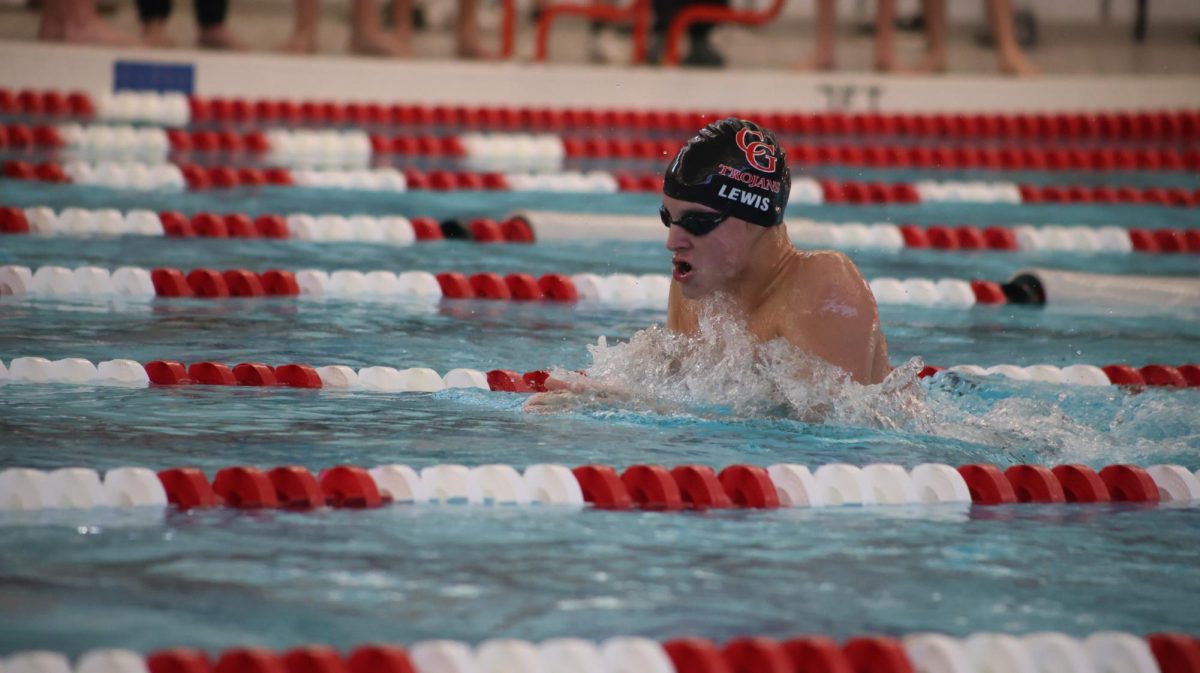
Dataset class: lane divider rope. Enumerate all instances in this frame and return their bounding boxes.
[6,263,1200,313]
[1,356,1197,397]
[5,87,1199,143]
[1,206,534,243]
[3,456,1198,513]
[3,631,1200,673]
[5,206,1200,255]
[0,262,1010,308]
[9,122,1199,174]
[4,159,1198,207]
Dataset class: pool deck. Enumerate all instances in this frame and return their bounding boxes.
[2,38,1200,112]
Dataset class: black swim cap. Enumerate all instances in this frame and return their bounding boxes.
[662,117,790,227]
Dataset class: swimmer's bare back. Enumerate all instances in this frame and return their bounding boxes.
[668,248,890,385]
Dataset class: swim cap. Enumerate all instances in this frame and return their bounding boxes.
[662,117,790,227]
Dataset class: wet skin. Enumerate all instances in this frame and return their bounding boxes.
[664,194,890,385]
[525,196,891,410]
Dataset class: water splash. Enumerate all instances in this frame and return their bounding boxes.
[539,293,1198,463]
[544,294,934,430]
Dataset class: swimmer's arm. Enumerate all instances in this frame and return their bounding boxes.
[782,254,888,384]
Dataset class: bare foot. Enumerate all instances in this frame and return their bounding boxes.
[873,52,900,74]
[198,25,248,50]
[998,48,1039,76]
[44,16,137,46]
[279,30,317,54]
[456,37,487,59]
[899,51,948,76]
[350,29,411,57]
[141,20,176,48]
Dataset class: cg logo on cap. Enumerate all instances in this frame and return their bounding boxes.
[735,128,778,173]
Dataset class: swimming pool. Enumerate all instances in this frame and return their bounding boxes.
[2,94,1199,670]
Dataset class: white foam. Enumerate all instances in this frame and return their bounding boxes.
[548,294,931,428]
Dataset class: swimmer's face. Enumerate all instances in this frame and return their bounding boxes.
[663,194,762,299]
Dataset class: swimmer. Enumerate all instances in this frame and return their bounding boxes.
[527,118,889,410]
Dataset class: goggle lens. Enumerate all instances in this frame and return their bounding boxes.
[660,206,729,236]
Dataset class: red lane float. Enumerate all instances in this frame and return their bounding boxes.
[345,647,417,673]
[1099,465,1160,503]
[664,638,732,673]
[1051,464,1111,503]
[157,468,221,510]
[1004,464,1067,503]
[842,637,914,673]
[279,647,347,673]
[1147,633,1200,673]
[621,464,684,510]
[722,637,793,673]
[147,649,214,673]
[670,465,732,509]
[267,466,324,509]
[782,142,1194,173]
[215,650,286,673]
[957,464,1018,505]
[145,361,323,388]
[718,465,780,509]
[320,465,386,508]
[571,464,634,510]
[955,462,1167,506]
[212,467,279,509]
[158,464,388,510]
[782,636,854,673]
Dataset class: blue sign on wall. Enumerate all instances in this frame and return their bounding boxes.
[113,61,195,94]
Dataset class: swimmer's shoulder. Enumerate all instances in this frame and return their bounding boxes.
[787,249,865,287]
[787,249,875,312]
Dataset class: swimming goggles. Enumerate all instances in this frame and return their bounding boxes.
[659,205,732,237]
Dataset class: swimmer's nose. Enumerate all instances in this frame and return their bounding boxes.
[665,223,691,250]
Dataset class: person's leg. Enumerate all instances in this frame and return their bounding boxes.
[39,0,137,45]
[139,0,175,47]
[350,0,409,55]
[389,0,413,51]
[872,0,897,71]
[455,0,485,58]
[196,0,247,49]
[987,0,1038,75]
[683,0,726,67]
[280,0,319,53]
[795,0,836,70]
[643,0,675,62]
[909,0,947,72]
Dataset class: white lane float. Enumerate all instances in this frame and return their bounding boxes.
[409,641,480,673]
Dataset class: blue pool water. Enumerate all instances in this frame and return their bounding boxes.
[1,178,1199,656]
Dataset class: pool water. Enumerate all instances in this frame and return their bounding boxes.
[1,175,1198,656]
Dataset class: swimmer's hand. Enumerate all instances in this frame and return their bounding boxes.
[524,375,682,416]
[523,389,583,413]
[523,374,634,413]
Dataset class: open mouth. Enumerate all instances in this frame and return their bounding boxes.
[673,260,693,281]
